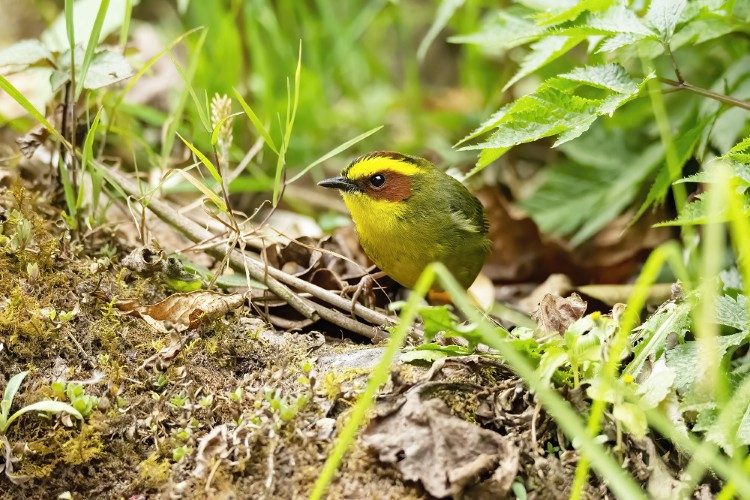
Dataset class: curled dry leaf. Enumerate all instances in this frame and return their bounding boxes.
[532,292,587,335]
[192,425,229,479]
[363,389,519,498]
[121,245,164,275]
[118,291,246,333]
[16,125,48,159]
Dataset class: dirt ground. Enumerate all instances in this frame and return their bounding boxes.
[1,183,645,500]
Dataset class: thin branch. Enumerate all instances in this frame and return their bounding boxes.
[98,161,399,341]
[659,77,750,112]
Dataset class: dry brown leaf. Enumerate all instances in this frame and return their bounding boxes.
[118,291,246,333]
[192,425,229,480]
[476,188,671,284]
[363,389,519,498]
[532,292,587,335]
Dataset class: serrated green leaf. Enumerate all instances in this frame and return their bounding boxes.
[559,63,639,94]
[665,332,747,396]
[503,35,584,91]
[645,0,687,40]
[535,0,613,26]
[418,305,458,341]
[715,294,749,331]
[588,6,653,36]
[449,10,542,49]
[464,64,651,176]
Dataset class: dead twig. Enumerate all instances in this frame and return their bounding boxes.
[98,162,401,341]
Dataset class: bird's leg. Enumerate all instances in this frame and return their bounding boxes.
[341,270,387,312]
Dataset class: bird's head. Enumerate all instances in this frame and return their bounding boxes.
[318,151,430,207]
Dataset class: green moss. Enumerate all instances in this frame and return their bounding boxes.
[62,424,104,465]
[138,452,171,488]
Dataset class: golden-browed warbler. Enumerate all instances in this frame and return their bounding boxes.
[318,151,490,290]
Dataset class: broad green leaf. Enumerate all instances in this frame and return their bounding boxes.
[418,0,464,61]
[645,0,687,41]
[613,402,648,438]
[558,63,639,94]
[4,401,83,431]
[636,358,675,409]
[588,6,653,36]
[0,40,52,74]
[665,332,747,396]
[51,48,133,91]
[503,35,584,91]
[537,346,568,384]
[76,0,111,98]
[42,0,139,52]
[2,371,29,419]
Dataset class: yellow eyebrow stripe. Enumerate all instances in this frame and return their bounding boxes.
[345,156,424,179]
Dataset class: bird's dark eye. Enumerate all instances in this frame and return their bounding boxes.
[369,173,386,189]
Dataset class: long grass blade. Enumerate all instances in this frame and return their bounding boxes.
[287,125,383,183]
[76,0,111,99]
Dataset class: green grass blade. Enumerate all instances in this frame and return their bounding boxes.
[112,27,203,113]
[310,266,435,500]
[119,0,133,48]
[76,0,111,99]
[433,264,646,500]
[210,111,243,146]
[176,132,222,184]
[160,29,207,166]
[233,88,279,155]
[176,168,227,212]
[64,0,75,51]
[571,241,692,498]
[272,43,302,206]
[0,75,66,145]
[81,108,103,212]
[287,125,383,183]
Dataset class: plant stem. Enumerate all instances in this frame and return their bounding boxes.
[660,77,750,112]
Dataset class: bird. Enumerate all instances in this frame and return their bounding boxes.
[318,151,490,293]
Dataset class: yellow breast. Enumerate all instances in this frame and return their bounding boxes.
[342,192,427,288]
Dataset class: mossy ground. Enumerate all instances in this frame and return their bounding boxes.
[0,185,611,499]
[0,185,425,499]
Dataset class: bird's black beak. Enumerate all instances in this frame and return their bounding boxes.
[318,176,359,192]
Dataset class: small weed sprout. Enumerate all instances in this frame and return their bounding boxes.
[1,372,82,435]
